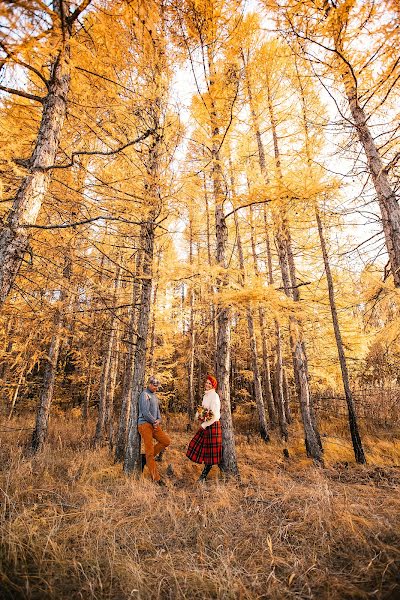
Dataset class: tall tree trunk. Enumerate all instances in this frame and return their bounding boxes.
[0,46,71,305]
[316,208,366,463]
[31,255,71,452]
[233,196,269,442]
[115,247,142,463]
[208,46,238,477]
[248,204,277,431]
[282,366,292,424]
[263,208,287,434]
[94,266,121,447]
[148,248,161,374]
[82,356,92,421]
[242,54,288,438]
[203,170,217,353]
[264,70,322,460]
[106,323,120,450]
[124,220,155,474]
[188,216,196,422]
[31,308,63,453]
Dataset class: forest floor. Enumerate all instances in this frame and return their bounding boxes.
[0,414,399,600]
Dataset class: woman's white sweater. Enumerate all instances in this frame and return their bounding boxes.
[200,389,221,429]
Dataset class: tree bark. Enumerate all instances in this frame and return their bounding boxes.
[330,23,400,287]
[82,356,92,421]
[264,69,322,459]
[316,208,366,463]
[233,198,269,442]
[124,220,155,474]
[106,321,120,450]
[31,308,63,453]
[188,216,196,422]
[248,204,277,431]
[31,255,71,452]
[263,208,288,436]
[115,248,142,463]
[93,266,121,447]
[208,45,239,477]
[0,45,71,305]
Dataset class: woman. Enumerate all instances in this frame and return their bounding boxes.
[186,374,222,481]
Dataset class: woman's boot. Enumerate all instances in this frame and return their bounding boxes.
[198,464,212,481]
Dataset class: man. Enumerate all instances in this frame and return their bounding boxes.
[138,375,171,486]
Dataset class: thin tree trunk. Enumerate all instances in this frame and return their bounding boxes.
[31,309,63,453]
[264,209,287,434]
[282,366,292,424]
[265,71,322,460]
[248,204,277,431]
[82,356,92,421]
[106,322,120,450]
[149,247,162,374]
[188,216,196,422]
[242,55,288,438]
[316,209,366,463]
[94,266,121,447]
[233,197,269,442]
[31,255,71,452]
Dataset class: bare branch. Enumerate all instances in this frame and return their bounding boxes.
[0,85,44,103]
[67,0,93,24]
[224,199,272,220]
[0,42,49,87]
[21,215,143,230]
[44,128,156,170]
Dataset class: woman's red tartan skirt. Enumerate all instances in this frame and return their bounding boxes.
[186,421,222,465]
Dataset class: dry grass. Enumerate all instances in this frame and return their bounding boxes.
[0,415,399,600]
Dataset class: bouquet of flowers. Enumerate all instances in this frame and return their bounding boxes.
[197,406,214,423]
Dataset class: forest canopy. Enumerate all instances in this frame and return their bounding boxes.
[0,0,399,465]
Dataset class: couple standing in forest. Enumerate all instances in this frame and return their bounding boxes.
[138,375,222,485]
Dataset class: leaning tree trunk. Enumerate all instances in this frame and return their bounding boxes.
[0,46,71,305]
[332,40,400,287]
[316,208,366,463]
[124,220,155,474]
